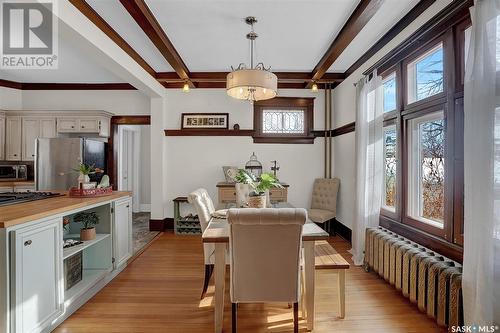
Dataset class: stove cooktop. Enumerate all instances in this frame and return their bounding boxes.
[0,191,64,206]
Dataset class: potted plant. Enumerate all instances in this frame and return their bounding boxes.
[72,163,103,188]
[73,211,99,241]
[235,169,282,208]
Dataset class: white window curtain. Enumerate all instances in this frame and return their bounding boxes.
[463,0,500,325]
[351,71,383,266]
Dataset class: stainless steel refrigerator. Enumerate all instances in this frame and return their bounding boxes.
[35,138,107,191]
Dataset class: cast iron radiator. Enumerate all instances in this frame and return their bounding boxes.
[364,227,463,328]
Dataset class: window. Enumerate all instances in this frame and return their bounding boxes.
[262,110,305,134]
[383,73,397,113]
[253,97,314,143]
[407,43,444,104]
[407,112,445,228]
[383,126,397,211]
[376,16,469,261]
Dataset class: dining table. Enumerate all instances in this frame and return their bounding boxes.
[202,202,329,333]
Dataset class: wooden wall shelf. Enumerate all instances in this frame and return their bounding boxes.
[164,129,255,136]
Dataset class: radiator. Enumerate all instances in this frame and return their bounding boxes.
[364,227,463,328]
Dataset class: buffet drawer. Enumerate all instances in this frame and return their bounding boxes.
[218,188,236,203]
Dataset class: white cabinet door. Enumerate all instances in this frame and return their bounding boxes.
[14,185,35,192]
[0,186,13,193]
[56,118,78,132]
[11,218,63,333]
[40,118,56,138]
[6,116,22,161]
[21,118,40,161]
[78,118,99,132]
[113,198,132,268]
[0,116,5,160]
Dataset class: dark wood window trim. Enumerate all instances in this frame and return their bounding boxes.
[376,12,470,263]
[253,97,315,144]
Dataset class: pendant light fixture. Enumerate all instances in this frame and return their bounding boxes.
[226,16,277,102]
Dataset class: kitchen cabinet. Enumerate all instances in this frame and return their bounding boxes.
[113,197,132,268]
[56,118,78,132]
[6,116,22,161]
[57,116,110,137]
[10,217,63,333]
[22,117,57,161]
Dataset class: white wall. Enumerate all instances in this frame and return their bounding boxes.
[331,0,452,229]
[164,88,326,218]
[0,87,22,109]
[21,90,150,115]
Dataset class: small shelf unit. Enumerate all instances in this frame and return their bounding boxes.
[173,196,201,235]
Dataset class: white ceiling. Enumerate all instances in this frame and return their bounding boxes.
[87,0,174,72]
[328,0,420,72]
[0,35,125,83]
[0,0,426,83]
[144,0,360,72]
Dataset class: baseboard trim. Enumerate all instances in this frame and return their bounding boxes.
[149,218,174,231]
[332,218,352,243]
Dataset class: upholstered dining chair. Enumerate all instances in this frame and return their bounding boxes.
[308,178,340,235]
[227,208,307,333]
[187,188,217,298]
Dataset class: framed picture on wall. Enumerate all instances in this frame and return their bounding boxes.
[181,113,229,129]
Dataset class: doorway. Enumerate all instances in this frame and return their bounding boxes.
[110,116,158,255]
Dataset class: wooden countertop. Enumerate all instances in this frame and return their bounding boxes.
[0,191,131,228]
[0,181,35,187]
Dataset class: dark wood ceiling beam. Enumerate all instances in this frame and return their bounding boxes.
[346,0,436,76]
[68,0,155,76]
[120,0,194,87]
[307,0,384,87]
[156,71,345,84]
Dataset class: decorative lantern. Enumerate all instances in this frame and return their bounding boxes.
[245,152,263,178]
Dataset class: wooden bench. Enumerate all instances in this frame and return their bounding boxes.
[314,240,350,318]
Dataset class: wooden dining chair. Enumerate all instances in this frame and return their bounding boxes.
[227,208,306,333]
[187,188,217,298]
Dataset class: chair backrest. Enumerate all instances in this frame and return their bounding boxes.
[187,188,215,232]
[311,178,340,214]
[228,208,306,303]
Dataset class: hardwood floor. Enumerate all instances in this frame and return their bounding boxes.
[55,232,446,333]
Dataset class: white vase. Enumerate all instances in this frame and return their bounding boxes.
[235,183,250,207]
[78,173,90,188]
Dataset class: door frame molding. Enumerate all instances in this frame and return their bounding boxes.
[108,116,151,191]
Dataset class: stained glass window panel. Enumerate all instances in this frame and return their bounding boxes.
[262,109,305,134]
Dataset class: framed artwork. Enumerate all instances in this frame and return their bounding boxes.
[181,113,229,129]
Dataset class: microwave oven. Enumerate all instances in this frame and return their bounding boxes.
[0,165,28,181]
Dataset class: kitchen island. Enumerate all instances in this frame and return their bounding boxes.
[0,191,133,333]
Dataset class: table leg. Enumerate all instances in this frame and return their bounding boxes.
[304,241,315,331]
[338,269,346,319]
[214,243,226,333]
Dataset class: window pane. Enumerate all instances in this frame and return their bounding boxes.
[383,74,397,113]
[407,44,444,103]
[262,109,305,134]
[408,112,445,228]
[383,126,397,210]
